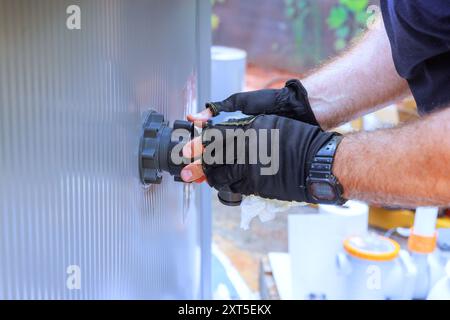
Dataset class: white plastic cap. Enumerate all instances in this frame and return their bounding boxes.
[211,46,247,61]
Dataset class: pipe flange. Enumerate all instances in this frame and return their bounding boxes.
[139,111,167,185]
[139,110,195,186]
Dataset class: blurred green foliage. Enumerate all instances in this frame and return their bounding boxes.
[284,0,323,66]
[211,0,226,30]
[327,0,370,51]
[285,0,370,62]
[211,0,374,70]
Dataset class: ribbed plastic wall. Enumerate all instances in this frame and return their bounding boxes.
[0,0,210,299]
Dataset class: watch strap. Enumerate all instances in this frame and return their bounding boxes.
[307,135,346,205]
[309,135,342,179]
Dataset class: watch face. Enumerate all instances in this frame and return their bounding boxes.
[309,182,336,201]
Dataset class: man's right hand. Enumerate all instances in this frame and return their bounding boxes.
[182,113,337,203]
[188,79,319,127]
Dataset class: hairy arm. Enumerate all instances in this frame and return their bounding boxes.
[303,19,411,130]
[334,107,450,208]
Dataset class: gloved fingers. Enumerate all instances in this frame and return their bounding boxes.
[187,108,213,127]
[207,100,234,115]
[182,136,204,159]
[181,159,205,183]
[204,164,245,190]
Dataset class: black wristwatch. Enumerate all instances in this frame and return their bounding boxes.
[306,135,347,205]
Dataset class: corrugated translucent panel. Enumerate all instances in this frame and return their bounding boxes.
[0,0,209,299]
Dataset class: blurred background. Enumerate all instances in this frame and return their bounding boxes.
[211,0,381,299]
[213,0,379,73]
[209,0,450,300]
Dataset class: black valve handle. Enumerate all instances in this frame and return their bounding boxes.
[139,110,195,185]
[217,186,243,207]
[139,110,244,207]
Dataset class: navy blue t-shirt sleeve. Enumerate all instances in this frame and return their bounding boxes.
[381,0,450,114]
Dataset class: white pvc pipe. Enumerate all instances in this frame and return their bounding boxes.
[211,46,247,101]
[413,207,439,237]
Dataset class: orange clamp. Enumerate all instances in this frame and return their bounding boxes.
[408,229,437,254]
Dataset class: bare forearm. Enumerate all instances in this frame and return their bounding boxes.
[334,108,450,208]
[303,19,410,130]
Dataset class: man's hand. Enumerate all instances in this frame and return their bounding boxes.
[184,107,450,207]
[181,114,336,203]
[187,79,319,127]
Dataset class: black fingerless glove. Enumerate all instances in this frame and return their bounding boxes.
[201,113,337,203]
[206,79,319,126]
